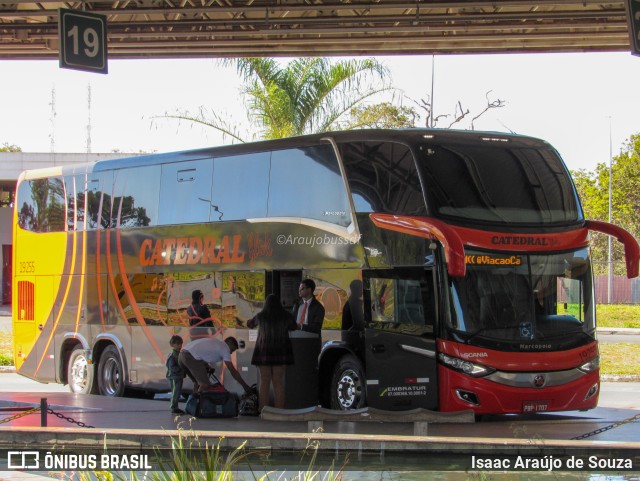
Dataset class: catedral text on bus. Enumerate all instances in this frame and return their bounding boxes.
[12,129,640,414]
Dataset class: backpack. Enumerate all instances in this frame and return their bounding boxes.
[239,385,259,416]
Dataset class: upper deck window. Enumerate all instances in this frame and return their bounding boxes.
[268,145,351,226]
[211,152,270,221]
[159,158,214,225]
[16,177,66,233]
[339,141,427,216]
[111,166,160,228]
[415,142,582,225]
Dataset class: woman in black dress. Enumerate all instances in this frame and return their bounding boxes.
[248,294,296,411]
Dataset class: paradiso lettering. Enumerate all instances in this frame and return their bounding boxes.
[139,235,245,266]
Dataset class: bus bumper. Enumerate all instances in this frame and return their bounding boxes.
[438,366,600,415]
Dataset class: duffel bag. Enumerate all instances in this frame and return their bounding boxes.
[185,388,239,418]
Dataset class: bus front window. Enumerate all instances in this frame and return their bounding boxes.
[449,249,594,347]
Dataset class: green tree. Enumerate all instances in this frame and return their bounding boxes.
[346,102,418,129]
[345,91,506,131]
[572,133,640,276]
[0,142,21,152]
[162,57,392,142]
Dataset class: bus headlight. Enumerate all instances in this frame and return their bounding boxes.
[438,353,496,378]
[578,357,600,373]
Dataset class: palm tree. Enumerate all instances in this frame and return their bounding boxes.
[162,57,392,142]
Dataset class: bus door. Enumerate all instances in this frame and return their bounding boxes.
[363,269,438,410]
[271,270,302,310]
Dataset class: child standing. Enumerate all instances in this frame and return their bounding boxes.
[166,335,185,414]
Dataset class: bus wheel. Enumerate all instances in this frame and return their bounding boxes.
[330,355,366,410]
[98,345,126,397]
[67,345,97,394]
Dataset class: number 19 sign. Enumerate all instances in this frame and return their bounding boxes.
[58,9,108,74]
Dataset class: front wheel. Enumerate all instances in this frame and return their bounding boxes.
[67,345,97,394]
[98,345,126,397]
[330,355,366,410]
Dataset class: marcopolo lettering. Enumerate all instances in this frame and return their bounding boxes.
[491,236,550,246]
[139,235,245,266]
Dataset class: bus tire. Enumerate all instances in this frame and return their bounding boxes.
[330,354,366,410]
[67,345,97,394]
[98,345,126,397]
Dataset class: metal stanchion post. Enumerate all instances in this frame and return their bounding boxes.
[41,398,47,427]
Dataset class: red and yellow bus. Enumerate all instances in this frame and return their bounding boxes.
[13,129,639,414]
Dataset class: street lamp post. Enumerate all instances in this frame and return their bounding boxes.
[430,55,435,128]
[608,117,613,304]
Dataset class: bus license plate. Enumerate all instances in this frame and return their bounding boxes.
[523,400,549,413]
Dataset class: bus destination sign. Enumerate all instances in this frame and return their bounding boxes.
[465,254,522,266]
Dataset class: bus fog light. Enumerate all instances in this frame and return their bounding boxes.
[585,383,598,400]
[455,389,480,406]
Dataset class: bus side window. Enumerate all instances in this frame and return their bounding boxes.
[86,171,112,230]
[370,278,395,323]
[112,166,160,228]
[268,145,351,227]
[16,177,66,233]
[369,277,435,334]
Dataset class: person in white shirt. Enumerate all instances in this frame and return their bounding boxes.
[178,336,251,393]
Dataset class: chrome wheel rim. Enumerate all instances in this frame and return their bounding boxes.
[336,368,362,409]
[70,354,88,392]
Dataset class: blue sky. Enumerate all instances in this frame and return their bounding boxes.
[1,52,639,173]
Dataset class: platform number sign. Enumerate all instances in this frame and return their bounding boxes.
[58,9,108,74]
[628,0,640,56]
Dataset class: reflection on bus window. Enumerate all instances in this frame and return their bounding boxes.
[17,177,66,233]
[371,278,395,322]
[112,166,160,228]
[269,146,351,226]
[369,277,434,331]
[340,141,426,216]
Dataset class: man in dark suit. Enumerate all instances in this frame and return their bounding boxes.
[292,278,325,335]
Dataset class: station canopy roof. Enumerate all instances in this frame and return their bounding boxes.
[0,0,634,59]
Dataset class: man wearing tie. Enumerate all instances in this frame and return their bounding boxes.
[292,278,325,335]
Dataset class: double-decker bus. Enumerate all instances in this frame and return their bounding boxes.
[12,129,639,415]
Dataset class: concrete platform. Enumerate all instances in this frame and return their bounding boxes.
[0,389,639,445]
[0,387,638,478]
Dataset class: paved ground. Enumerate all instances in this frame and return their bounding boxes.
[0,383,638,480]
[0,379,637,439]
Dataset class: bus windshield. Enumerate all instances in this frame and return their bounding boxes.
[449,248,594,347]
[415,141,582,225]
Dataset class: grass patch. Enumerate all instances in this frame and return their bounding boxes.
[597,304,640,328]
[0,330,12,366]
[599,343,640,376]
